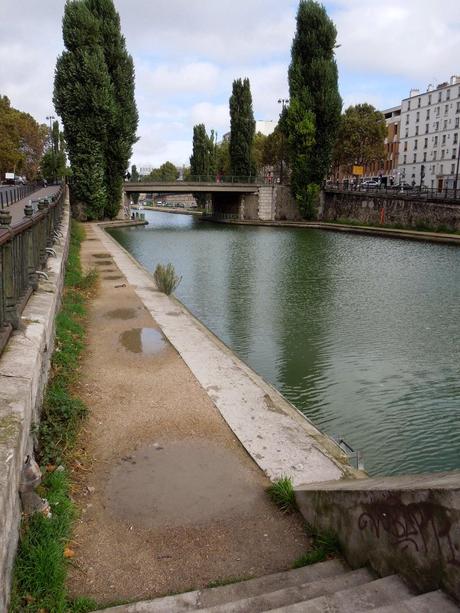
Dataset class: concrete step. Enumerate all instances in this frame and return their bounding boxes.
[96,559,349,612]
[196,568,373,613]
[266,574,413,612]
[371,590,460,612]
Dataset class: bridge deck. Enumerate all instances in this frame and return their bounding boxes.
[124,181,262,193]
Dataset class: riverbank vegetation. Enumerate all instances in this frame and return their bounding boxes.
[10,222,97,612]
[294,524,341,568]
[267,476,298,513]
[153,263,182,295]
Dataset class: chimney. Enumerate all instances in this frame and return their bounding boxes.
[427,84,434,92]
[409,88,420,98]
[450,75,460,85]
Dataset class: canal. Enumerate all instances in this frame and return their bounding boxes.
[108,211,460,476]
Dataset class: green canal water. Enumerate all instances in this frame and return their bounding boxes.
[108,211,460,476]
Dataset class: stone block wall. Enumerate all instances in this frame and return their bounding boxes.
[0,198,70,610]
[322,191,460,231]
[257,186,275,221]
[295,472,460,602]
[274,185,301,221]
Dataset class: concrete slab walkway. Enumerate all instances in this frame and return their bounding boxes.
[67,224,311,605]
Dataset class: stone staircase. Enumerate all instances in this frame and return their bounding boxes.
[97,559,459,612]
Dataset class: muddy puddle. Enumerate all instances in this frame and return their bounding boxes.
[105,440,262,528]
[105,308,137,320]
[119,327,166,354]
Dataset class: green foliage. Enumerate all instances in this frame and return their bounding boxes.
[267,476,297,513]
[145,161,179,182]
[215,139,231,176]
[262,126,285,172]
[334,104,386,169]
[293,523,341,568]
[153,263,182,295]
[190,124,216,177]
[0,95,47,179]
[10,221,97,612]
[54,0,138,220]
[41,121,67,182]
[130,164,139,203]
[286,0,342,217]
[229,78,256,177]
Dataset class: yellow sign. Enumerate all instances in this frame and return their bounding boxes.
[352,165,364,176]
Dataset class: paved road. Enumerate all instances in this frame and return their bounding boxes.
[5,186,62,227]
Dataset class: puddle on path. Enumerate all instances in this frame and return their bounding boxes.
[119,327,166,354]
[105,440,262,528]
[105,308,137,320]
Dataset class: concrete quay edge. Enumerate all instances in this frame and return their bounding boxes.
[200,217,460,245]
[0,200,70,611]
[97,221,361,487]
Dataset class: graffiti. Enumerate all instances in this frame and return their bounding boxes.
[358,496,460,566]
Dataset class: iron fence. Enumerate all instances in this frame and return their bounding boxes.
[0,183,41,209]
[325,182,460,203]
[128,174,284,186]
[0,186,65,356]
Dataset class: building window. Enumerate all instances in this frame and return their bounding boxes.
[444,120,448,130]
[447,90,451,100]
[453,148,457,159]
[434,135,438,146]
[440,164,444,174]
[416,111,420,122]
[433,151,437,160]
[452,164,456,173]
[441,149,445,159]
[442,134,446,145]
[424,138,428,148]
[428,94,432,104]
[445,104,449,115]
[414,139,418,150]
[415,126,419,135]
[418,97,421,108]
[403,154,407,164]
[423,152,427,162]
[405,129,409,138]
[456,118,460,128]
[413,154,417,163]
[404,142,408,152]
[435,121,439,131]
[457,101,460,113]
[406,115,409,125]
[436,106,440,117]
[438,91,442,102]
[426,109,430,120]
[454,133,458,145]
[425,124,429,134]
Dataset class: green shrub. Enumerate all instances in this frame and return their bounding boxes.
[267,476,297,513]
[153,263,182,295]
[293,522,341,568]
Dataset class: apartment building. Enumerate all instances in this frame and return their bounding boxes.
[367,105,401,182]
[399,75,460,189]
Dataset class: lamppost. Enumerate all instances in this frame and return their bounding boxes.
[278,98,289,185]
[46,115,55,152]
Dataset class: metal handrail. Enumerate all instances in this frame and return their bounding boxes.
[325,183,460,203]
[127,174,284,186]
[0,183,42,209]
[0,187,65,356]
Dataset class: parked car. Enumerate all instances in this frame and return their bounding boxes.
[360,180,380,189]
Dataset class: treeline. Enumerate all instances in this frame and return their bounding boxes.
[0,96,48,180]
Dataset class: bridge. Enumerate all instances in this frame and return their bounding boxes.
[122,177,299,221]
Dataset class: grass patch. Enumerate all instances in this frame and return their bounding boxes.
[10,220,98,613]
[153,262,182,295]
[267,476,297,514]
[293,523,341,568]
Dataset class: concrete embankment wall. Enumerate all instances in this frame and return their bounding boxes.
[0,201,70,610]
[321,191,460,231]
[295,472,460,602]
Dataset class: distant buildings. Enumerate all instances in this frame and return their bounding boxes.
[398,76,460,189]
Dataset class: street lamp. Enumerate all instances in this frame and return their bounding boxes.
[278,98,289,185]
[46,115,55,151]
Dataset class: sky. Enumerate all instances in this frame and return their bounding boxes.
[1,0,460,170]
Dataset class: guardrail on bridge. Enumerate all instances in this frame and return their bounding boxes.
[0,184,41,209]
[0,187,65,355]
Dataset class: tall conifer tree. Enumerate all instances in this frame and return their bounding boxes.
[54,0,137,219]
[287,0,342,217]
[229,78,255,178]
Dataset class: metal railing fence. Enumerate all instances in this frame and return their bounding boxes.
[127,174,284,186]
[0,183,41,209]
[325,182,460,203]
[0,186,65,356]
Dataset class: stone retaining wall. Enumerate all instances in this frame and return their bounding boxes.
[322,191,460,231]
[0,198,70,610]
[295,472,460,602]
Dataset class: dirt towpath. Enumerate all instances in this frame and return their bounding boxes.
[67,223,309,606]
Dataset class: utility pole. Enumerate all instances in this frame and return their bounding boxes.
[278,99,289,185]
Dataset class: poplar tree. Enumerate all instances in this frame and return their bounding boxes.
[54,0,138,220]
[190,124,215,177]
[229,78,255,178]
[287,0,342,217]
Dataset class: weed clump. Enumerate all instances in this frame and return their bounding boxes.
[153,262,182,295]
[267,476,297,513]
[293,523,341,568]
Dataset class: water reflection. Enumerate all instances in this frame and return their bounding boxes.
[109,212,460,476]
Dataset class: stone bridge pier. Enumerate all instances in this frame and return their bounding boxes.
[211,185,300,221]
